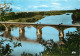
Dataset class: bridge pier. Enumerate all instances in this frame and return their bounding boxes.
[5,27,9,31]
[19,27,23,35]
[37,28,42,40]
[19,27,26,40]
[59,29,65,44]
[59,30,64,41]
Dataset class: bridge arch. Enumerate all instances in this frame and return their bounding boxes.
[0,23,11,31]
[64,27,78,31]
[64,27,77,40]
[42,26,59,42]
[0,23,5,31]
[8,24,23,38]
[25,26,37,40]
[41,26,59,31]
[11,27,19,37]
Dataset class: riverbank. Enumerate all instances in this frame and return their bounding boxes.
[8,15,44,22]
[0,10,77,22]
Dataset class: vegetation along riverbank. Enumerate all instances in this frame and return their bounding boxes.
[72,9,80,23]
[0,9,79,22]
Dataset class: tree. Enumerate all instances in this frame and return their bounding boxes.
[0,2,12,21]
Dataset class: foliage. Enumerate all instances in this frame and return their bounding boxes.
[0,38,22,56]
[26,15,44,22]
[72,10,80,23]
[42,28,80,56]
[0,2,12,21]
[0,24,5,31]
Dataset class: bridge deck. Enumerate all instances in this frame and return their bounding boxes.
[0,22,80,27]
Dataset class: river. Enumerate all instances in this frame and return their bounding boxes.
[0,13,77,56]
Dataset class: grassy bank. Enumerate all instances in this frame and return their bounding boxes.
[0,10,78,22]
[8,15,44,22]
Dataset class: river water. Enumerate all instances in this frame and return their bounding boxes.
[0,13,77,56]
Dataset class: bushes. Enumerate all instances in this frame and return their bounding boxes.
[26,15,44,22]
[0,2,12,21]
[72,10,80,23]
[0,24,5,31]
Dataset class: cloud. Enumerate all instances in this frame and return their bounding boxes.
[40,5,48,7]
[33,6,38,8]
[51,3,60,5]
[31,3,63,11]
[33,5,48,8]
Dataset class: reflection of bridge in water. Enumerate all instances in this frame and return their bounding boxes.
[0,22,80,44]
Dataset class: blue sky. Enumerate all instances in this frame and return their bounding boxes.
[0,0,80,12]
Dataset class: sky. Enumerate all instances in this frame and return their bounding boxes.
[0,0,80,12]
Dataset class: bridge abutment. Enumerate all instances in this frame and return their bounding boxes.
[2,24,11,31]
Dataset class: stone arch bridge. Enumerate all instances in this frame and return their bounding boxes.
[0,22,80,42]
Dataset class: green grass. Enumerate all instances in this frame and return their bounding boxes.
[8,15,44,22]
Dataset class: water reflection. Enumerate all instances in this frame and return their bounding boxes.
[11,42,45,56]
[0,36,45,56]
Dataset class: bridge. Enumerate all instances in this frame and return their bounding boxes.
[0,22,80,43]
